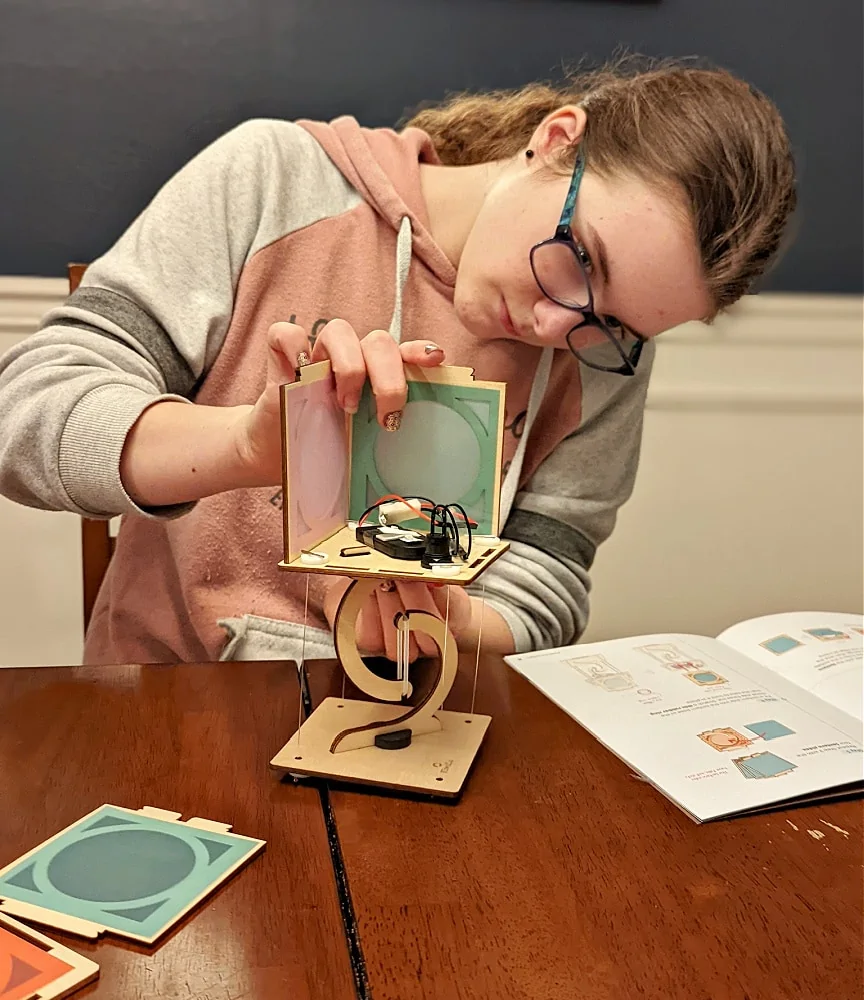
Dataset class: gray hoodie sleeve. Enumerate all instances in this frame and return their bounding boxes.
[467,343,655,652]
[0,119,358,519]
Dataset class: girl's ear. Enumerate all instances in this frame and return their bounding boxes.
[528,106,588,161]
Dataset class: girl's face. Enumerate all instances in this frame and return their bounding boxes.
[453,111,710,354]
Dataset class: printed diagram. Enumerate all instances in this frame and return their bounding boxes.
[760,634,804,656]
[698,721,798,779]
[565,654,635,693]
[698,720,796,753]
[760,627,860,654]
[636,643,727,687]
[732,752,797,779]
[743,719,795,741]
[698,728,754,752]
[804,627,850,642]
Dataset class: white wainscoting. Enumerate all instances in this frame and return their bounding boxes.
[0,278,861,664]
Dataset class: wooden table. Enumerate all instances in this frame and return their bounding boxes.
[2,658,861,1000]
[309,655,864,1000]
[0,662,357,1000]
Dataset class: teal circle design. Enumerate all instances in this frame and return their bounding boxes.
[46,830,196,902]
[693,672,718,683]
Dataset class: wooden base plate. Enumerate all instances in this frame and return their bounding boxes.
[270,698,491,798]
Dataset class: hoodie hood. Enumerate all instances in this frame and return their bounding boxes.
[298,116,457,287]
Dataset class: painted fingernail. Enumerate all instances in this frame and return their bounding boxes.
[297,351,311,367]
[424,343,443,355]
[383,411,402,432]
[344,395,360,415]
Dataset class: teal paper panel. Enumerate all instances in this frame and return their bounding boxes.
[0,805,262,939]
[349,379,503,535]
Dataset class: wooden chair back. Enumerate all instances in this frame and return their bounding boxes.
[68,263,116,630]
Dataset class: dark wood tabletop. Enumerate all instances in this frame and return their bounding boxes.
[308,654,864,1000]
[0,662,357,1000]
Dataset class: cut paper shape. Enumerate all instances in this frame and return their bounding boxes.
[759,634,804,656]
[565,655,636,692]
[698,728,754,752]
[0,912,98,999]
[804,628,850,642]
[744,720,796,741]
[0,806,265,944]
[685,670,727,687]
[282,366,350,561]
[732,752,797,779]
[349,374,504,535]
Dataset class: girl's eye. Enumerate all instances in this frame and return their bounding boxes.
[603,315,624,333]
[574,242,593,271]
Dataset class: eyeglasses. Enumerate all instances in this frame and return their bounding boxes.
[529,154,645,376]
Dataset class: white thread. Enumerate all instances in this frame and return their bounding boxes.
[440,587,452,710]
[470,582,486,715]
[298,574,310,743]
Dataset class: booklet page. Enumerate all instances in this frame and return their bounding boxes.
[717,612,863,720]
[507,634,864,822]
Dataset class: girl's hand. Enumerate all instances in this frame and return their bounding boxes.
[233,320,445,487]
[322,578,472,663]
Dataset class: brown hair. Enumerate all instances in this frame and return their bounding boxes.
[402,58,797,317]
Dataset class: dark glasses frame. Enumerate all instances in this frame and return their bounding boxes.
[529,153,645,376]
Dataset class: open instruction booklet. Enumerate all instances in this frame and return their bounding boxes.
[505,611,863,822]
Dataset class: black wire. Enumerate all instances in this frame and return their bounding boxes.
[448,502,472,559]
[358,495,473,563]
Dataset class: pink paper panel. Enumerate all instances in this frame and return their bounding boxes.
[284,374,349,560]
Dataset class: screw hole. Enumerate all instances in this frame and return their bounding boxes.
[294,756,303,760]
[464,719,472,724]
[337,704,344,708]
[436,777,443,782]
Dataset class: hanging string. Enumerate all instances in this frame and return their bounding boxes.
[298,573,310,742]
[440,586,451,710]
[402,616,410,700]
[470,582,487,715]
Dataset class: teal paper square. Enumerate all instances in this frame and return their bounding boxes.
[349,379,503,535]
[0,805,262,941]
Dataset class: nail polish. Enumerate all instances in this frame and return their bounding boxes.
[424,343,443,355]
[384,411,402,432]
[297,351,311,367]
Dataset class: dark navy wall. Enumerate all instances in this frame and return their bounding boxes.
[1,0,861,291]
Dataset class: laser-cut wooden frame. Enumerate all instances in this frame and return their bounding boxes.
[0,806,265,944]
[273,361,508,796]
[0,912,98,1000]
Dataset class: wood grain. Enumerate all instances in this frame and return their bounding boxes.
[0,663,356,1000]
[311,655,864,1000]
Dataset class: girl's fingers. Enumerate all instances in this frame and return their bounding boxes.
[360,329,409,430]
[266,322,312,385]
[399,340,446,367]
[431,585,473,636]
[312,319,367,413]
[395,582,442,658]
[355,595,384,656]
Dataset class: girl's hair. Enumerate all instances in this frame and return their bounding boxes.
[402,58,797,317]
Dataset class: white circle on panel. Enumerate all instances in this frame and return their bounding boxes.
[374,401,480,501]
[299,397,347,519]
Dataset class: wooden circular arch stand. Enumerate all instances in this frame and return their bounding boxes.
[270,577,491,798]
